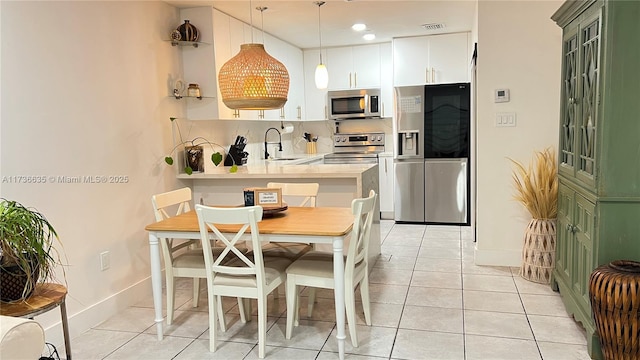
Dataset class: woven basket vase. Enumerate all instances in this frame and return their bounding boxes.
[589,260,640,360]
[520,218,556,284]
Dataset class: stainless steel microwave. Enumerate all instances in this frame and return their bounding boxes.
[328,88,381,120]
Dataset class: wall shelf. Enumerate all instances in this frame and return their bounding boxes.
[167,40,210,48]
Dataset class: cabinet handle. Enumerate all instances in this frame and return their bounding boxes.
[353,72,357,88]
[431,68,436,83]
[324,106,328,119]
[258,110,265,119]
[384,158,388,172]
[426,67,429,83]
[280,108,285,119]
[297,106,301,120]
[566,224,578,233]
[568,97,579,105]
[382,102,385,116]
[349,72,352,88]
[234,109,240,118]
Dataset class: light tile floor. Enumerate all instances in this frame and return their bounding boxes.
[67,221,591,359]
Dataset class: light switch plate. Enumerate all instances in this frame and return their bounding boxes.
[496,112,516,127]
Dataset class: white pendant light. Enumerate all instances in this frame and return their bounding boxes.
[314,1,328,89]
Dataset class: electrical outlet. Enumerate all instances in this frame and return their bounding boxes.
[100,251,110,271]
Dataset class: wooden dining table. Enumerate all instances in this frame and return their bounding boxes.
[145,206,354,359]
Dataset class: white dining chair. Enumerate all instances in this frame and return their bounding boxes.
[151,187,244,330]
[261,182,318,261]
[284,190,377,347]
[195,204,291,358]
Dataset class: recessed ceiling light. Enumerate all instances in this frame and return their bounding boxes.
[363,33,376,41]
[352,23,366,32]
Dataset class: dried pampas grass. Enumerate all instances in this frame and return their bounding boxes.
[508,148,558,219]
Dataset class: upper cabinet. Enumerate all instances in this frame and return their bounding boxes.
[393,32,470,86]
[302,43,393,119]
[262,32,305,121]
[326,44,381,90]
[302,49,329,121]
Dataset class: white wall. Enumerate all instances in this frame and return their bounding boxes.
[475,0,562,265]
[0,0,183,347]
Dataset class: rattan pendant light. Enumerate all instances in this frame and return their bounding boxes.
[218,2,290,110]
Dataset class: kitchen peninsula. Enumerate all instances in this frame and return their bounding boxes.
[178,158,381,260]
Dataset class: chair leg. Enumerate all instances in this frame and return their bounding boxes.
[307,287,316,318]
[60,299,72,360]
[345,279,358,347]
[285,279,297,339]
[257,296,267,359]
[360,275,372,326]
[216,296,227,332]
[207,282,218,352]
[192,278,200,308]
[238,297,247,323]
[166,276,175,326]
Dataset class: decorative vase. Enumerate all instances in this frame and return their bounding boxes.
[520,218,556,284]
[589,260,640,360]
[185,145,204,172]
[177,20,199,42]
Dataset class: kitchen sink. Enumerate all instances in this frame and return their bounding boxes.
[268,157,299,161]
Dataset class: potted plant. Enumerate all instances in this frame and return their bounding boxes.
[0,199,65,302]
[164,117,238,174]
[509,147,558,284]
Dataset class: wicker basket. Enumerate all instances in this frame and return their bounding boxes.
[520,218,556,284]
[589,260,640,360]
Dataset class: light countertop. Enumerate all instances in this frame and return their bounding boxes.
[177,153,377,180]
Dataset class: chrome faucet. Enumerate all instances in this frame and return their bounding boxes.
[264,127,282,159]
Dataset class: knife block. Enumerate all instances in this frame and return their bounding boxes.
[224,145,248,166]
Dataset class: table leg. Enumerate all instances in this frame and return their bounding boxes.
[333,236,346,360]
[149,233,164,340]
[60,299,72,360]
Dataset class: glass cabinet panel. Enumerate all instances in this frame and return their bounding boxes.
[579,17,600,178]
[561,33,578,170]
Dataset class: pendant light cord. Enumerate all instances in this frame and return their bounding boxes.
[249,0,254,43]
[257,6,267,44]
[316,1,325,65]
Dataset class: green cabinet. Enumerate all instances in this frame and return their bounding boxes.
[552,0,640,358]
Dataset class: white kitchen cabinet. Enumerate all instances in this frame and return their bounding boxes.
[379,42,393,118]
[378,153,394,219]
[177,8,304,121]
[327,44,380,90]
[262,33,305,121]
[393,32,470,86]
[303,49,328,121]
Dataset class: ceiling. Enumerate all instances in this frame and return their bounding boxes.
[166,0,477,49]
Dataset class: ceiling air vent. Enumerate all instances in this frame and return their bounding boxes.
[421,23,445,31]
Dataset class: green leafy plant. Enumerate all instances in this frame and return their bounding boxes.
[0,199,65,301]
[165,117,237,174]
[508,147,558,219]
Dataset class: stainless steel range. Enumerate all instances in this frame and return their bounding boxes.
[324,132,385,164]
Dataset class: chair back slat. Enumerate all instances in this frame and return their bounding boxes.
[267,182,319,207]
[151,187,194,262]
[196,205,265,281]
[152,187,192,221]
[345,190,377,272]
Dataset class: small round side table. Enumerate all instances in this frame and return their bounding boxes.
[0,283,71,359]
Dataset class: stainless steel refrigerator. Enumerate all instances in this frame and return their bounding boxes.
[393,83,470,224]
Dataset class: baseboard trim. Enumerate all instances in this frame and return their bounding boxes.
[474,246,521,267]
[39,276,153,353]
